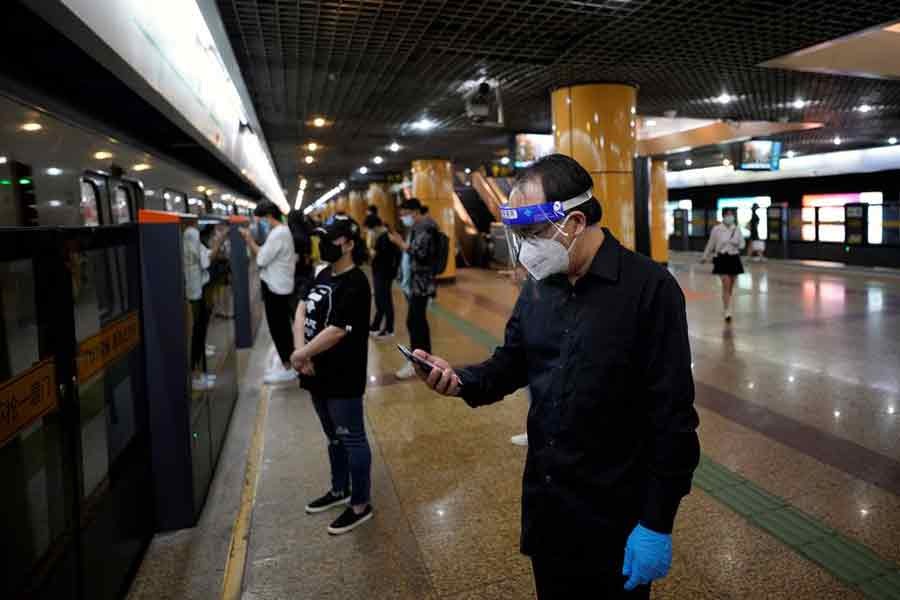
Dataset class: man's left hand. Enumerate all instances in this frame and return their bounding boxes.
[622,524,672,590]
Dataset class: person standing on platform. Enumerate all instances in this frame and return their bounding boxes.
[389,198,438,379]
[240,201,297,383]
[288,209,314,307]
[184,223,224,391]
[701,207,744,322]
[291,215,374,535]
[367,216,401,339]
[410,154,700,600]
[747,203,765,262]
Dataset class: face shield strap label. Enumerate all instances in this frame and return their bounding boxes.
[500,190,592,226]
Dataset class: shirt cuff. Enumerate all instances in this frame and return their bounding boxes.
[641,479,683,534]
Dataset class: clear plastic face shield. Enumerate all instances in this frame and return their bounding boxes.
[501,189,593,276]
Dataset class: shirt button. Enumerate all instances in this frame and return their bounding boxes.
[545,475,552,484]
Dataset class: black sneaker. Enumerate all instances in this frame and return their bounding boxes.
[327,505,373,535]
[305,490,350,514]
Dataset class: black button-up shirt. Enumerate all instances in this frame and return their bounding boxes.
[457,230,700,558]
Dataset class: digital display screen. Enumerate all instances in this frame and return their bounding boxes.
[738,140,783,171]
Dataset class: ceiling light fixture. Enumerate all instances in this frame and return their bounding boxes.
[359,166,368,174]
[500,156,510,165]
[786,150,797,158]
[0,156,6,164]
[313,117,327,127]
[93,151,114,160]
[389,142,401,152]
[685,158,693,166]
[307,142,318,152]
[716,92,733,104]
[645,119,657,127]
[889,137,898,145]
[722,158,731,166]
[856,104,873,113]
[46,167,63,176]
[373,156,383,164]
[21,122,42,132]
[464,168,471,174]
[411,117,436,131]
[305,155,315,164]
[833,136,842,145]
[132,163,152,171]
[792,98,807,109]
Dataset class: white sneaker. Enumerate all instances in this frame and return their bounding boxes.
[206,344,216,357]
[724,310,733,322]
[510,433,528,447]
[264,365,297,384]
[395,362,416,380]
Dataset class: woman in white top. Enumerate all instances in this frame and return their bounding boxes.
[701,208,744,321]
[184,224,224,390]
[240,201,297,383]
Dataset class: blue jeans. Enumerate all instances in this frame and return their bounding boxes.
[311,396,372,506]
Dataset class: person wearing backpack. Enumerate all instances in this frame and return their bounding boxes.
[388,197,440,379]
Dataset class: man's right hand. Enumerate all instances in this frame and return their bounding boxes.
[412,350,461,396]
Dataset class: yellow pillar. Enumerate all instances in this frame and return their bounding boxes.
[412,159,456,279]
[650,159,669,264]
[348,190,367,225]
[367,182,396,230]
[551,84,637,249]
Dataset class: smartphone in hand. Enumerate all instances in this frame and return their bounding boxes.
[397,344,440,373]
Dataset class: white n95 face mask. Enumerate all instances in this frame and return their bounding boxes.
[518,236,570,280]
[517,218,579,280]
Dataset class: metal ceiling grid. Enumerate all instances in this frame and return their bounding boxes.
[218,0,900,196]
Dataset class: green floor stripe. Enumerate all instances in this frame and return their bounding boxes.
[860,572,900,600]
[430,299,900,598]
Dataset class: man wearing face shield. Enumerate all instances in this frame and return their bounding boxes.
[412,154,700,599]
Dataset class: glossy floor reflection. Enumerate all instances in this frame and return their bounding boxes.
[240,254,900,599]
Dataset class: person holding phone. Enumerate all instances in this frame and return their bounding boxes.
[290,215,374,535]
[409,154,699,600]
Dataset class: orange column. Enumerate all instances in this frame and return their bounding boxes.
[650,159,669,264]
[552,84,637,249]
[367,182,395,230]
[412,159,456,279]
[348,189,367,225]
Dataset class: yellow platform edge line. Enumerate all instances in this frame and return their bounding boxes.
[221,384,271,600]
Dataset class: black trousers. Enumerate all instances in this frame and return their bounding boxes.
[190,298,210,372]
[406,294,431,354]
[371,275,395,333]
[532,554,650,600]
[261,281,294,365]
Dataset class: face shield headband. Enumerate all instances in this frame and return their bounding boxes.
[500,189,593,267]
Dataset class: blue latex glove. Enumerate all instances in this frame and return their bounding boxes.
[622,523,672,591]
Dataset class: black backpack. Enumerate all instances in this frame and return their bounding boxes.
[430,226,450,276]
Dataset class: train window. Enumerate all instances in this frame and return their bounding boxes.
[112,186,132,224]
[80,179,101,226]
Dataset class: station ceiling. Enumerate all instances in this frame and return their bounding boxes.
[217,0,900,196]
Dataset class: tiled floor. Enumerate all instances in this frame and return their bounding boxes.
[139,254,900,599]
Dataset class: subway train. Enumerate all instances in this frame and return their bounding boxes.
[0,92,256,228]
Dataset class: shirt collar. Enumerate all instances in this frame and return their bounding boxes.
[586,228,622,282]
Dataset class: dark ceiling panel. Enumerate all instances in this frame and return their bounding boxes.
[217,0,900,196]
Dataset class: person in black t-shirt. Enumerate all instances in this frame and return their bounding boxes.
[290,214,374,535]
[367,216,402,338]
